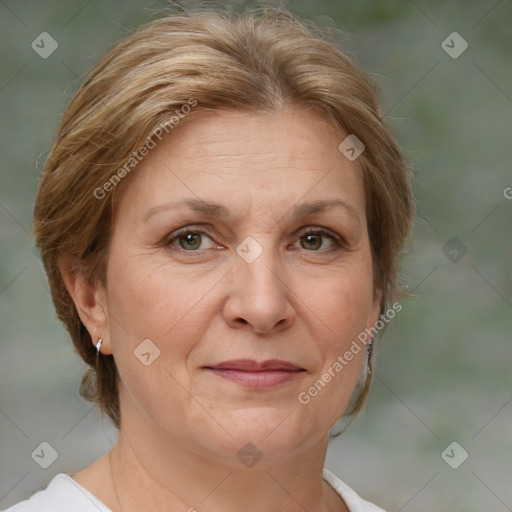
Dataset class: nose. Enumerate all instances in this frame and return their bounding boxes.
[222,244,295,335]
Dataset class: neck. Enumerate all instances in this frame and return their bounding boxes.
[107,427,344,512]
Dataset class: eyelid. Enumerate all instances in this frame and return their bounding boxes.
[295,226,344,243]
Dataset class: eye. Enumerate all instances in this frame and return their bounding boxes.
[164,228,218,251]
[163,226,345,254]
[294,229,344,252]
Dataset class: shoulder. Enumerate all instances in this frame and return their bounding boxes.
[323,468,387,512]
[3,473,112,512]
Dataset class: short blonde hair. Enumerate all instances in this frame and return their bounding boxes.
[33,5,414,429]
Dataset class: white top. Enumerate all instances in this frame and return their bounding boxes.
[3,468,385,512]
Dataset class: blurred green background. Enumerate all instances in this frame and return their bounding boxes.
[0,1,510,511]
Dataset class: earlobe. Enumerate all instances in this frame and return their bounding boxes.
[60,256,112,354]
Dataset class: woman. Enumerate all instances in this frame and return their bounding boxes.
[7,4,413,512]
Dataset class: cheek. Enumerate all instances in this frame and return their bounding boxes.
[103,253,210,426]
[306,261,375,347]
[296,261,374,417]
[104,251,217,371]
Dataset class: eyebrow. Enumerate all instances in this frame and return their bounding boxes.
[143,198,360,224]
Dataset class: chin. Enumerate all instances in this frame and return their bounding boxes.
[191,407,325,464]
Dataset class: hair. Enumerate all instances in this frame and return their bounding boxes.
[32,4,414,430]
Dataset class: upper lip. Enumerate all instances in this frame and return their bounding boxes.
[205,359,304,371]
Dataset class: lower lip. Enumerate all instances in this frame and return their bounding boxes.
[206,368,303,388]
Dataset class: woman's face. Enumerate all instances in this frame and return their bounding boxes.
[101,108,380,461]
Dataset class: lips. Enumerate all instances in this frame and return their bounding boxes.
[204,359,305,389]
[206,359,304,371]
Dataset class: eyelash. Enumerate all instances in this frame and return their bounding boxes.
[163,226,345,254]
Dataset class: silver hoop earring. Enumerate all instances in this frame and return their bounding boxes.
[96,338,103,355]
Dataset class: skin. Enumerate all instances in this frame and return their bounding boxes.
[62,108,381,512]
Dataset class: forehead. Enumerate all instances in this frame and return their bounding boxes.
[113,108,366,223]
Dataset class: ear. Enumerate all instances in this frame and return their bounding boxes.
[60,256,112,355]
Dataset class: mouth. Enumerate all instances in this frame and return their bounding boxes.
[204,359,306,389]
